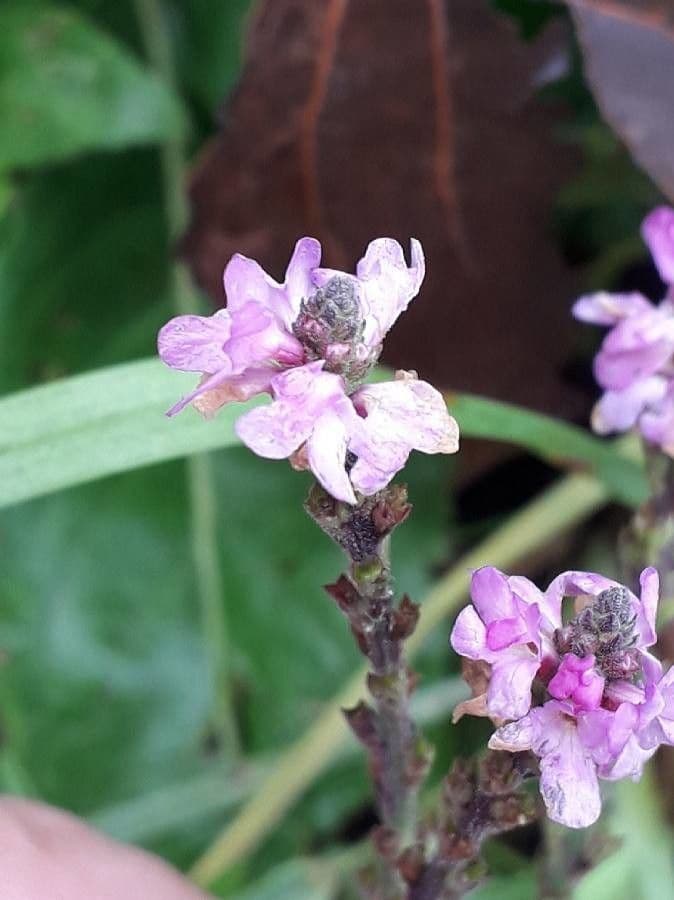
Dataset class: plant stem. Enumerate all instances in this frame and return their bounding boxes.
[133,0,239,757]
[189,468,610,887]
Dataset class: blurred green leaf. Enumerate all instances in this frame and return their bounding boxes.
[0,464,213,819]
[170,0,252,114]
[574,773,674,900]
[0,447,454,865]
[450,393,646,506]
[227,856,347,900]
[0,362,646,510]
[0,359,250,509]
[472,868,536,899]
[0,150,171,392]
[0,2,185,169]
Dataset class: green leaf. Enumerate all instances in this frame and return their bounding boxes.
[0,361,647,510]
[0,464,213,820]
[0,150,171,392]
[0,446,453,870]
[471,868,536,899]
[0,2,184,169]
[574,774,674,900]
[226,856,346,900]
[450,393,646,507]
[170,0,252,114]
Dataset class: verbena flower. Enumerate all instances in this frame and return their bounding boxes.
[573,207,674,451]
[451,566,674,828]
[159,238,459,502]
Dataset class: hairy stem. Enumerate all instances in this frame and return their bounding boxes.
[306,484,424,896]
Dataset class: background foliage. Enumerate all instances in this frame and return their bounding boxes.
[1,1,673,897]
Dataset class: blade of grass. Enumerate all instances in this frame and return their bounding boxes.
[449,393,645,507]
[189,467,611,886]
[134,0,239,756]
[0,364,645,509]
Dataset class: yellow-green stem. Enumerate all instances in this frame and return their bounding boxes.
[133,0,239,757]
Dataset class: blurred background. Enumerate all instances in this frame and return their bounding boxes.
[1,0,673,897]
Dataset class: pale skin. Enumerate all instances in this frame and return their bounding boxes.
[0,796,212,900]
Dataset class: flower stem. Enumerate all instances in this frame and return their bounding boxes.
[133,0,240,757]
[307,484,425,873]
[189,468,610,887]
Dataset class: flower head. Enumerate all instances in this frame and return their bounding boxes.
[159,237,458,501]
[573,206,674,452]
[452,565,674,829]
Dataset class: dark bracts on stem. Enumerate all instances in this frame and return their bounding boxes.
[307,481,426,898]
[399,752,537,900]
[306,482,424,838]
[306,482,535,899]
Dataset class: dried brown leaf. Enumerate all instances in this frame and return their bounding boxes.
[568,0,674,201]
[183,0,582,416]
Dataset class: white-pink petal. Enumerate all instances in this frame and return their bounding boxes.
[642,206,674,286]
[356,238,426,348]
[349,375,458,496]
[487,654,540,721]
[450,606,493,662]
[306,409,357,505]
[157,311,232,373]
[572,291,652,326]
[591,376,668,435]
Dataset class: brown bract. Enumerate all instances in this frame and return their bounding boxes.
[568,0,674,203]
[182,0,582,417]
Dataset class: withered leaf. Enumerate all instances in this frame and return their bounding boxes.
[568,0,674,202]
[183,0,582,415]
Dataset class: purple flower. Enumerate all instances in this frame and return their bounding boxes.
[158,238,317,416]
[452,566,674,828]
[490,701,602,829]
[548,654,604,711]
[450,566,558,720]
[572,207,674,452]
[348,373,459,496]
[236,366,458,504]
[159,237,458,501]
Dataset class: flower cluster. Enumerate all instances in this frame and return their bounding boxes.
[573,206,674,453]
[158,238,458,503]
[450,565,674,828]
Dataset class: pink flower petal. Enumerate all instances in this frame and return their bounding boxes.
[486,617,529,651]
[489,714,536,753]
[223,253,280,313]
[225,301,303,371]
[487,653,540,720]
[450,606,492,661]
[470,567,517,624]
[235,362,340,459]
[166,368,235,417]
[355,238,425,348]
[349,375,458,495]
[548,654,604,711]
[642,206,674,285]
[637,567,659,648]
[591,376,667,435]
[157,311,232,373]
[594,335,674,391]
[306,409,357,504]
[530,703,602,828]
[573,291,653,325]
[284,237,322,317]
